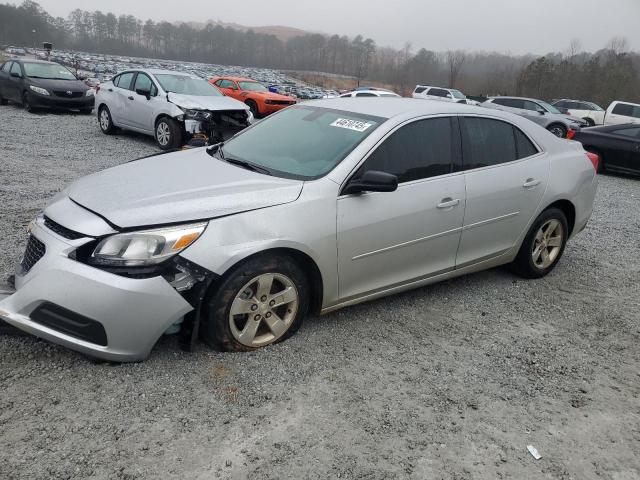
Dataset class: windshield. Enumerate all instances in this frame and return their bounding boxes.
[222,106,384,179]
[538,100,562,114]
[451,90,466,99]
[155,74,222,96]
[238,81,268,92]
[23,63,76,80]
[587,102,604,111]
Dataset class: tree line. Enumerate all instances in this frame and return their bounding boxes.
[1,1,638,105]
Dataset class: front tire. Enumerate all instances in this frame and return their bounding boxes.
[22,92,35,113]
[583,117,595,127]
[510,208,568,279]
[155,117,182,150]
[245,99,260,119]
[98,105,116,134]
[202,254,310,352]
[547,124,567,138]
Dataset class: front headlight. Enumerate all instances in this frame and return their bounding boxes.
[91,222,207,267]
[29,85,50,96]
[85,89,94,97]
[183,109,211,120]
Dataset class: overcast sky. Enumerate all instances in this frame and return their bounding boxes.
[34,0,640,55]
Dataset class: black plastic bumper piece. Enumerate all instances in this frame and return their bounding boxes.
[30,302,108,346]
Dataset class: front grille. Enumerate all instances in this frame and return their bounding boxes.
[52,90,84,98]
[269,100,295,106]
[44,216,85,240]
[20,235,46,273]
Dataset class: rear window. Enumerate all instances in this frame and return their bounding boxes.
[414,86,428,94]
[612,127,640,139]
[612,103,640,118]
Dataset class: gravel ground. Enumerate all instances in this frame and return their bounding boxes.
[0,104,639,480]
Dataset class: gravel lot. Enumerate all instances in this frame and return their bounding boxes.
[1,104,639,480]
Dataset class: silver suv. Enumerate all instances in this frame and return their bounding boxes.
[95,69,253,149]
[483,96,587,138]
[0,99,598,361]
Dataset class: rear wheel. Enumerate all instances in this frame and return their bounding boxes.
[510,208,568,279]
[202,254,310,352]
[155,117,182,150]
[98,105,115,134]
[547,124,567,138]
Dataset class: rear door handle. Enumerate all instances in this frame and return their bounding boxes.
[437,198,460,209]
[523,178,541,188]
[128,96,134,100]
[108,88,113,92]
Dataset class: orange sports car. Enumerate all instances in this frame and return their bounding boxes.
[210,76,296,118]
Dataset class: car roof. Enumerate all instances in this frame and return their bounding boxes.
[304,97,498,119]
[143,68,192,77]
[342,89,397,95]
[10,58,58,65]
[490,96,543,103]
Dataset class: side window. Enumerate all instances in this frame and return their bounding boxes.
[492,98,508,106]
[340,93,353,98]
[428,88,447,97]
[10,62,22,76]
[1,62,11,72]
[612,103,633,116]
[578,102,592,111]
[612,127,640,138]
[522,100,541,111]
[414,87,427,94]
[460,117,518,169]
[355,92,377,97]
[514,127,539,159]
[133,73,156,96]
[555,101,569,108]
[115,72,135,90]
[632,106,640,119]
[354,117,455,184]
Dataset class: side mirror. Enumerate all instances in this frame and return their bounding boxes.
[10,71,21,78]
[343,170,398,195]
[136,88,151,99]
[537,108,546,115]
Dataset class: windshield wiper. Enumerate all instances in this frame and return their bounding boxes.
[206,143,271,175]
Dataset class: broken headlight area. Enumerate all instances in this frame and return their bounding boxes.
[179,109,252,145]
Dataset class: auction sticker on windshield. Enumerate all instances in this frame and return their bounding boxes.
[330,118,373,132]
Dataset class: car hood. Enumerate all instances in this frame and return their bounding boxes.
[167,92,249,112]
[63,148,303,228]
[28,77,88,92]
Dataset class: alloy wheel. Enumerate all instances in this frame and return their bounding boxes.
[549,126,565,138]
[156,122,170,146]
[228,273,299,348]
[99,109,110,131]
[531,219,564,269]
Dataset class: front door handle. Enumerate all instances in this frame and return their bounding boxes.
[437,198,460,209]
[108,88,113,92]
[523,178,541,188]
[128,96,134,100]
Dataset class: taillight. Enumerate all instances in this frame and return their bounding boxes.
[566,129,576,140]
[586,151,599,171]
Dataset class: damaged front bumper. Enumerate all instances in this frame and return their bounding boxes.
[0,216,204,362]
[181,109,253,145]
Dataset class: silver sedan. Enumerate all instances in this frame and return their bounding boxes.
[0,99,598,361]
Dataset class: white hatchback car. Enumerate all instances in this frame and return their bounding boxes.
[552,99,606,126]
[95,69,253,149]
[412,85,468,103]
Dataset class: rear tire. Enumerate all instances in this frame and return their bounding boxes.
[202,254,310,352]
[155,117,182,150]
[98,105,115,134]
[547,124,567,138]
[510,208,569,279]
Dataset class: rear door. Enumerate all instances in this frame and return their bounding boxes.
[456,116,549,267]
[0,61,13,100]
[607,126,640,173]
[606,102,640,125]
[337,116,465,300]
[110,72,136,126]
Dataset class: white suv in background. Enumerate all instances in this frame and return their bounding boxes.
[412,85,468,103]
[552,99,605,126]
[604,101,640,126]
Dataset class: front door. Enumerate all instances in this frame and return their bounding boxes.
[456,116,549,267]
[128,73,160,132]
[337,117,465,301]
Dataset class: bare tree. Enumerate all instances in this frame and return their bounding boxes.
[446,50,466,88]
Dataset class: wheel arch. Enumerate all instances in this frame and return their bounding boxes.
[543,199,576,236]
[217,247,324,316]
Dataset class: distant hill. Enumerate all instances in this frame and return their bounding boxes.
[177,20,317,42]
